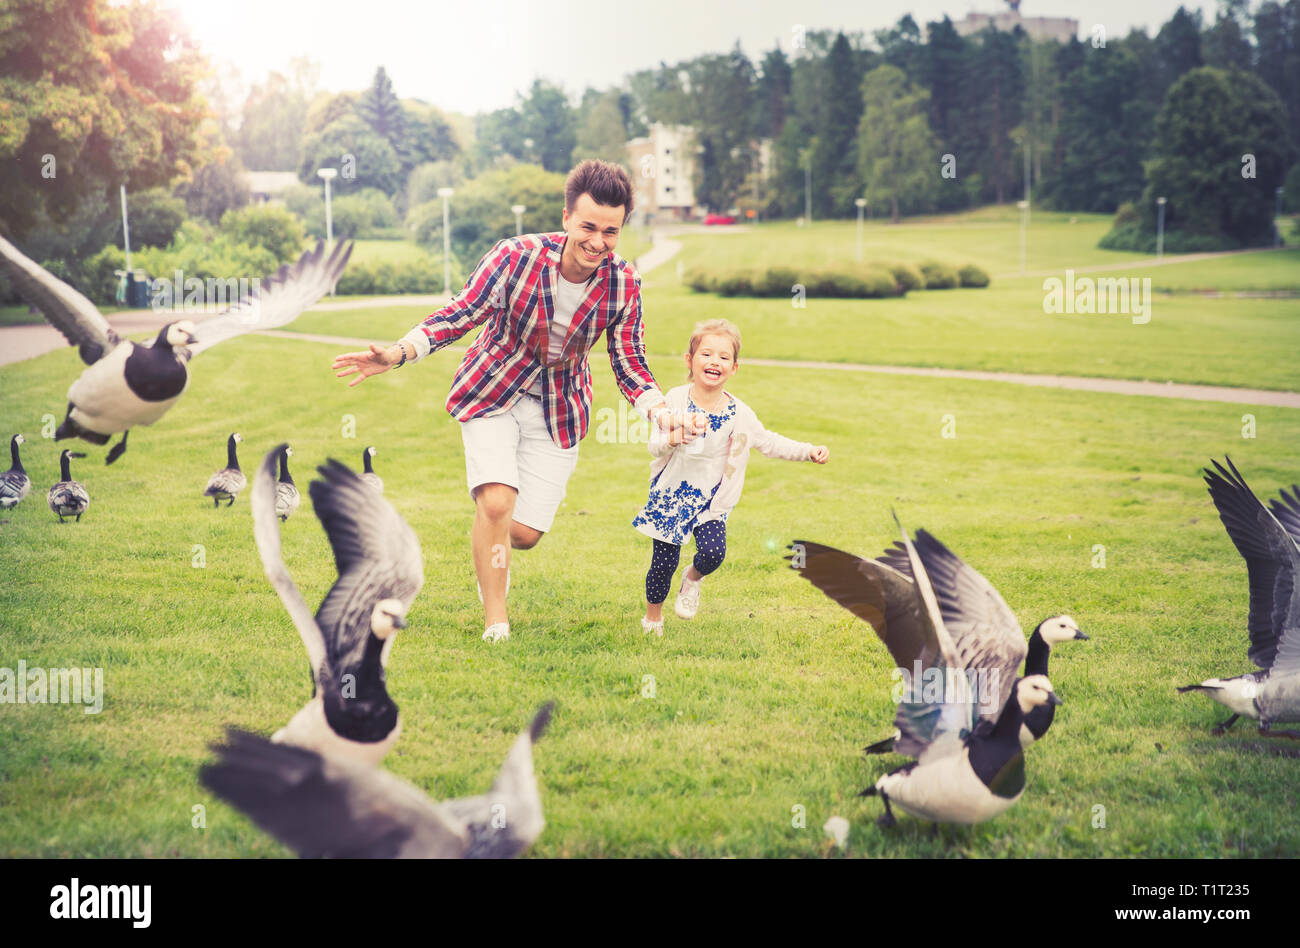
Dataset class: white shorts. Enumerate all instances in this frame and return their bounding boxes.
[460,394,580,534]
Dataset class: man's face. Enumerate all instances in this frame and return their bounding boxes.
[561,192,624,278]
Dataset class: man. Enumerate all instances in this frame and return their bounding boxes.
[333,159,700,643]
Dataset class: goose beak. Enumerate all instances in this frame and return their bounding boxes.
[1048,692,1064,706]
[1074,630,1089,641]
[392,616,408,630]
[185,331,198,345]
[71,452,87,459]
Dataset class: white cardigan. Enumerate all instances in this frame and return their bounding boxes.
[645,384,813,528]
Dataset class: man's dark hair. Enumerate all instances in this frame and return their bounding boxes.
[565,159,634,224]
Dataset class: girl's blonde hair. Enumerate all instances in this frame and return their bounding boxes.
[686,319,741,379]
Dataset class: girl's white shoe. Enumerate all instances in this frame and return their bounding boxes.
[482,621,510,643]
[641,616,664,637]
[674,575,703,620]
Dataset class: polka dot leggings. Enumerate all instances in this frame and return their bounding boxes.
[645,520,727,605]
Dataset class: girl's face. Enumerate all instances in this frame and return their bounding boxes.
[686,333,738,392]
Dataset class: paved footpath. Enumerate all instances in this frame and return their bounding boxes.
[259,329,1300,409]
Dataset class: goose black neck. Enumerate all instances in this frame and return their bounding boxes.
[991,685,1027,741]
[363,450,374,474]
[9,437,23,473]
[226,436,240,470]
[154,325,174,350]
[278,451,293,484]
[1025,628,1050,676]
[59,453,73,481]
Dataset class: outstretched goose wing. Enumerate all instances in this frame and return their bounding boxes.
[185,240,353,356]
[200,728,467,858]
[786,540,939,670]
[434,702,555,859]
[311,459,423,676]
[0,234,118,363]
[1269,485,1300,544]
[1205,458,1300,672]
[251,444,327,676]
[907,528,1028,725]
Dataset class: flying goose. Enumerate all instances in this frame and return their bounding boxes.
[204,433,247,507]
[274,446,300,522]
[251,444,423,765]
[1178,458,1300,739]
[0,235,352,464]
[0,434,31,509]
[361,446,383,494]
[199,702,554,858]
[791,538,1084,754]
[47,449,89,522]
[789,520,1063,826]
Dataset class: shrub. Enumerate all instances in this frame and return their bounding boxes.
[1113,202,1140,227]
[919,260,959,289]
[860,266,901,297]
[887,263,925,293]
[716,271,756,296]
[757,266,799,297]
[1098,221,1241,253]
[82,245,128,305]
[957,264,990,288]
[124,188,187,248]
[219,205,306,264]
[684,270,716,293]
[334,253,464,296]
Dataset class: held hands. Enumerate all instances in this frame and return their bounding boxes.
[655,407,707,445]
[332,343,402,388]
[809,445,829,464]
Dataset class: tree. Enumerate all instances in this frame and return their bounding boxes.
[357,67,408,165]
[875,14,924,83]
[123,188,187,248]
[812,33,864,216]
[175,126,251,223]
[403,102,460,167]
[754,47,792,140]
[304,92,360,138]
[518,81,578,173]
[571,91,629,168]
[219,205,306,265]
[298,115,403,196]
[0,0,210,237]
[1154,6,1204,96]
[685,45,758,212]
[856,65,940,222]
[410,163,565,263]
[238,70,313,171]
[1203,0,1253,71]
[1140,67,1294,245]
[1253,1,1300,132]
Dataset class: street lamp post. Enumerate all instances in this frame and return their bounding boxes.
[437,187,455,296]
[1017,200,1028,274]
[802,150,812,225]
[317,168,338,295]
[511,204,526,236]
[1156,196,1167,259]
[854,198,866,261]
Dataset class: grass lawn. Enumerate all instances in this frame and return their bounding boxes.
[1,330,1299,858]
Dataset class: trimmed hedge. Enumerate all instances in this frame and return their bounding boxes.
[334,254,465,296]
[685,259,988,298]
[919,261,959,289]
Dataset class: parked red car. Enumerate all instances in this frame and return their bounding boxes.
[703,214,736,226]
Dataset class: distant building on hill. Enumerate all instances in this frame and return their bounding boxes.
[245,171,301,204]
[625,124,697,226]
[949,4,1078,43]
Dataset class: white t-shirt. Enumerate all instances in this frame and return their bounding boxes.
[528,274,587,394]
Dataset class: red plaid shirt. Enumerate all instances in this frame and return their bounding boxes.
[401,233,663,448]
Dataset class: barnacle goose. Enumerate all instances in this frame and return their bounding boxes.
[0,235,352,464]
[251,444,423,765]
[204,433,247,507]
[789,519,1064,826]
[199,702,554,858]
[361,446,383,494]
[47,450,89,522]
[1178,458,1300,739]
[0,434,31,509]
[274,445,300,522]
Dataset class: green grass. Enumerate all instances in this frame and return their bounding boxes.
[1,331,1299,857]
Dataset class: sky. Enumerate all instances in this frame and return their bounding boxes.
[166,0,1224,116]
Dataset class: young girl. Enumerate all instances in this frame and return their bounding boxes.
[633,319,829,634]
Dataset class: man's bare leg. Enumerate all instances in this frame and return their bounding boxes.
[472,483,544,629]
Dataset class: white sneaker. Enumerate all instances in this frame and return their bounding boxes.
[477,569,510,604]
[482,621,510,643]
[674,575,702,620]
[641,616,664,637]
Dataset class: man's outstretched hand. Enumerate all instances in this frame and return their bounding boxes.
[333,344,400,388]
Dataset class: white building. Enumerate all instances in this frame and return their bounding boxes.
[626,124,697,224]
[949,6,1078,43]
